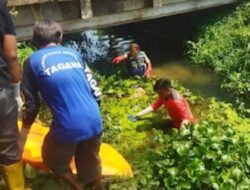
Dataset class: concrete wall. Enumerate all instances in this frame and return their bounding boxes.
[163,0,189,5]
[8,0,74,6]
[9,0,153,25]
[92,0,152,16]
[11,1,81,27]
[7,0,238,40]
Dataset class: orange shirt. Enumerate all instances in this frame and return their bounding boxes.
[151,89,195,128]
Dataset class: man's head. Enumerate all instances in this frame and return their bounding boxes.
[153,78,172,99]
[129,43,140,57]
[32,19,63,49]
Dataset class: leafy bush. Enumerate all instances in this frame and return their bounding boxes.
[17,42,34,64]
[136,122,250,190]
[187,2,250,113]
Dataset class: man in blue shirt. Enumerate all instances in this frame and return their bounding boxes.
[20,20,103,190]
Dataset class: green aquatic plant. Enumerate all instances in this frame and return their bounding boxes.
[17,42,34,64]
[99,75,250,190]
[135,122,250,190]
[187,2,250,114]
[7,37,250,189]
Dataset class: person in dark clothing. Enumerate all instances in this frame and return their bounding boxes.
[19,20,103,190]
[0,1,25,189]
[112,43,152,78]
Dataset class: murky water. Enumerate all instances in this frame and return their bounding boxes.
[64,9,233,101]
[65,32,227,101]
[151,59,224,98]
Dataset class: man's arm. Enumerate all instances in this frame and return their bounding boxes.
[128,105,154,122]
[84,63,102,104]
[144,53,151,65]
[135,106,154,117]
[19,59,40,149]
[144,53,152,79]
[2,2,21,83]
[112,54,128,64]
[1,3,23,112]
[134,98,163,118]
[21,59,40,127]
[3,35,21,83]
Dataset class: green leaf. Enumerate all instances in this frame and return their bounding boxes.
[189,159,205,171]
[167,167,179,177]
[176,145,188,156]
[221,155,233,163]
[232,167,243,181]
[200,173,211,184]
[24,164,37,179]
[176,182,191,190]
[180,126,191,137]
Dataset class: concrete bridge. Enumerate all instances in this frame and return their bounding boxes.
[8,0,238,40]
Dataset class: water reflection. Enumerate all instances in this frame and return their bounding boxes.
[65,28,228,100]
[65,7,240,102]
[152,61,214,85]
[152,59,224,98]
[65,30,134,73]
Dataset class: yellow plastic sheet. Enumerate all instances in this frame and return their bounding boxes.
[18,121,133,177]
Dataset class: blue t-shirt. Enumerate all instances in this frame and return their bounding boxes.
[24,45,102,143]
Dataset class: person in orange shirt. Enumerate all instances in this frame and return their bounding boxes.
[112,43,152,78]
[129,78,195,128]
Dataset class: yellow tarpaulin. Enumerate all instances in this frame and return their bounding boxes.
[18,121,133,177]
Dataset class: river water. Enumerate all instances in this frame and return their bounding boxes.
[64,8,234,101]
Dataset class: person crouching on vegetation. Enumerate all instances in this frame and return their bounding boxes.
[19,20,103,190]
[112,43,152,78]
[130,78,196,128]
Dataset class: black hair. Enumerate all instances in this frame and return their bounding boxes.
[153,78,172,91]
[32,19,62,49]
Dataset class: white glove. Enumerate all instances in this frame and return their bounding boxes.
[11,82,23,113]
[136,106,154,117]
[18,127,30,151]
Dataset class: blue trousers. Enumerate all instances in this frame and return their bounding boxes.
[130,65,146,77]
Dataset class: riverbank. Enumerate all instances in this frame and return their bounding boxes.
[16,74,250,190]
[9,3,249,188]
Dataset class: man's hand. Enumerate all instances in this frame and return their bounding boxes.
[15,96,23,113]
[11,82,23,113]
[112,55,126,64]
[145,69,151,79]
[181,120,190,128]
[128,114,138,122]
